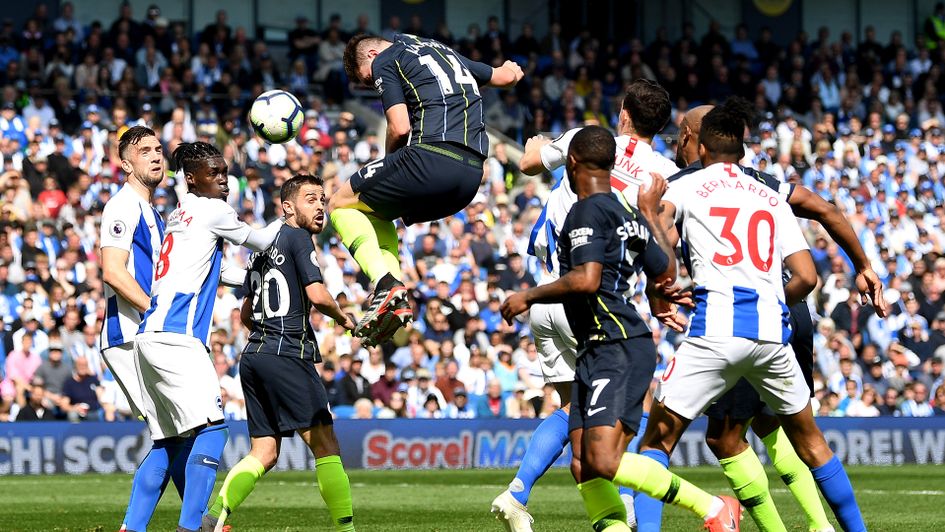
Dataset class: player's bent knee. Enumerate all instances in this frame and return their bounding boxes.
[328,182,359,212]
[250,439,280,471]
[583,443,620,480]
[258,452,278,471]
[300,423,341,458]
[793,434,833,467]
[704,428,749,459]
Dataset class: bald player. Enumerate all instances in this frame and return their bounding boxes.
[634,104,887,532]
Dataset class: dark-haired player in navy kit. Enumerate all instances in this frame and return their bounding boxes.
[331,32,523,345]
[203,174,357,532]
[501,126,741,532]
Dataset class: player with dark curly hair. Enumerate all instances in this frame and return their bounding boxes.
[132,142,284,532]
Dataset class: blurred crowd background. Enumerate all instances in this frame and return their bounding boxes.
[3,2,945,424]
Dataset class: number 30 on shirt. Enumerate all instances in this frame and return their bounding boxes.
[709,206,775,272]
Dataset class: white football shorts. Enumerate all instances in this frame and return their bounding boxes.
[134,331,224,440]
[655,336,810,420]
[529,303,578,383]
[101,342,146,420]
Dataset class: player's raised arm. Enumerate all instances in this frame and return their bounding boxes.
[520,128,585,175]
[488,60,525,88]
[209,204,284,252]
[518,135,553,174]
[637,174,676,284]
[786,184,888,316]
[778,202,819,306]
[240,218,284,252]
[219,261,247,287]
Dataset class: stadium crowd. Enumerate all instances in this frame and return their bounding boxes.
[2,2,945,424]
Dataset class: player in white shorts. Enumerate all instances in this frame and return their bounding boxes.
[101,126,191,532]
[134,142,283,532]
[491,79,678,531]
[642,98,866,532]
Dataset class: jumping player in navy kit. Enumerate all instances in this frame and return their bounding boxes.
[333,32,523,344]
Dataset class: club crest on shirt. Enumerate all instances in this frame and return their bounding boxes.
[109,220,126,238]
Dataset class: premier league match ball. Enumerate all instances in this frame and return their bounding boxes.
[248,89,304,144]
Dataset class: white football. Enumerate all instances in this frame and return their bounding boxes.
[249,89,304,144]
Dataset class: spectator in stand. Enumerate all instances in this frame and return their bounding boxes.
[476,378,506,418]
[417,394,445,419]
[934,385,945,415]
[877,388,900,416]
[371,363,399,407]
[353,397,374,419]
[846,386,881,417]
[321,361,344,407]
[340,356,372,405]
[433,359,462,402]
[4,334,40,388]
[406,368,445,415]
[14,376,55,421]
[898,382,934,416]
[493,348,518,392]
[33,343,70,408]
[59,356,101,422]
[497,253,535,291]
[444,388,475,419]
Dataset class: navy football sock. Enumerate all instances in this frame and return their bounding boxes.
[508,408,569,506]
[178,424,228,531]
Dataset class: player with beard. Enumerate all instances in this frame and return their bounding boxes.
[203,174,356,531]
[101,126,190,532]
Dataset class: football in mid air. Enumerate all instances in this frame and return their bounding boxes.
[248,89,304,144]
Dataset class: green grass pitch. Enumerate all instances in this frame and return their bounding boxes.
[2,465,942,531]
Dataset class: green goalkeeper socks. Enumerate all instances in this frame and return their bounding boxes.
[330,208,390,284]
[577,477,631,531]
[719,446,786,531]
[762,428,833,531]
[316,455,355,531]
[368,214,402,280]
[613,452,715,518]
[208,454,266,521]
